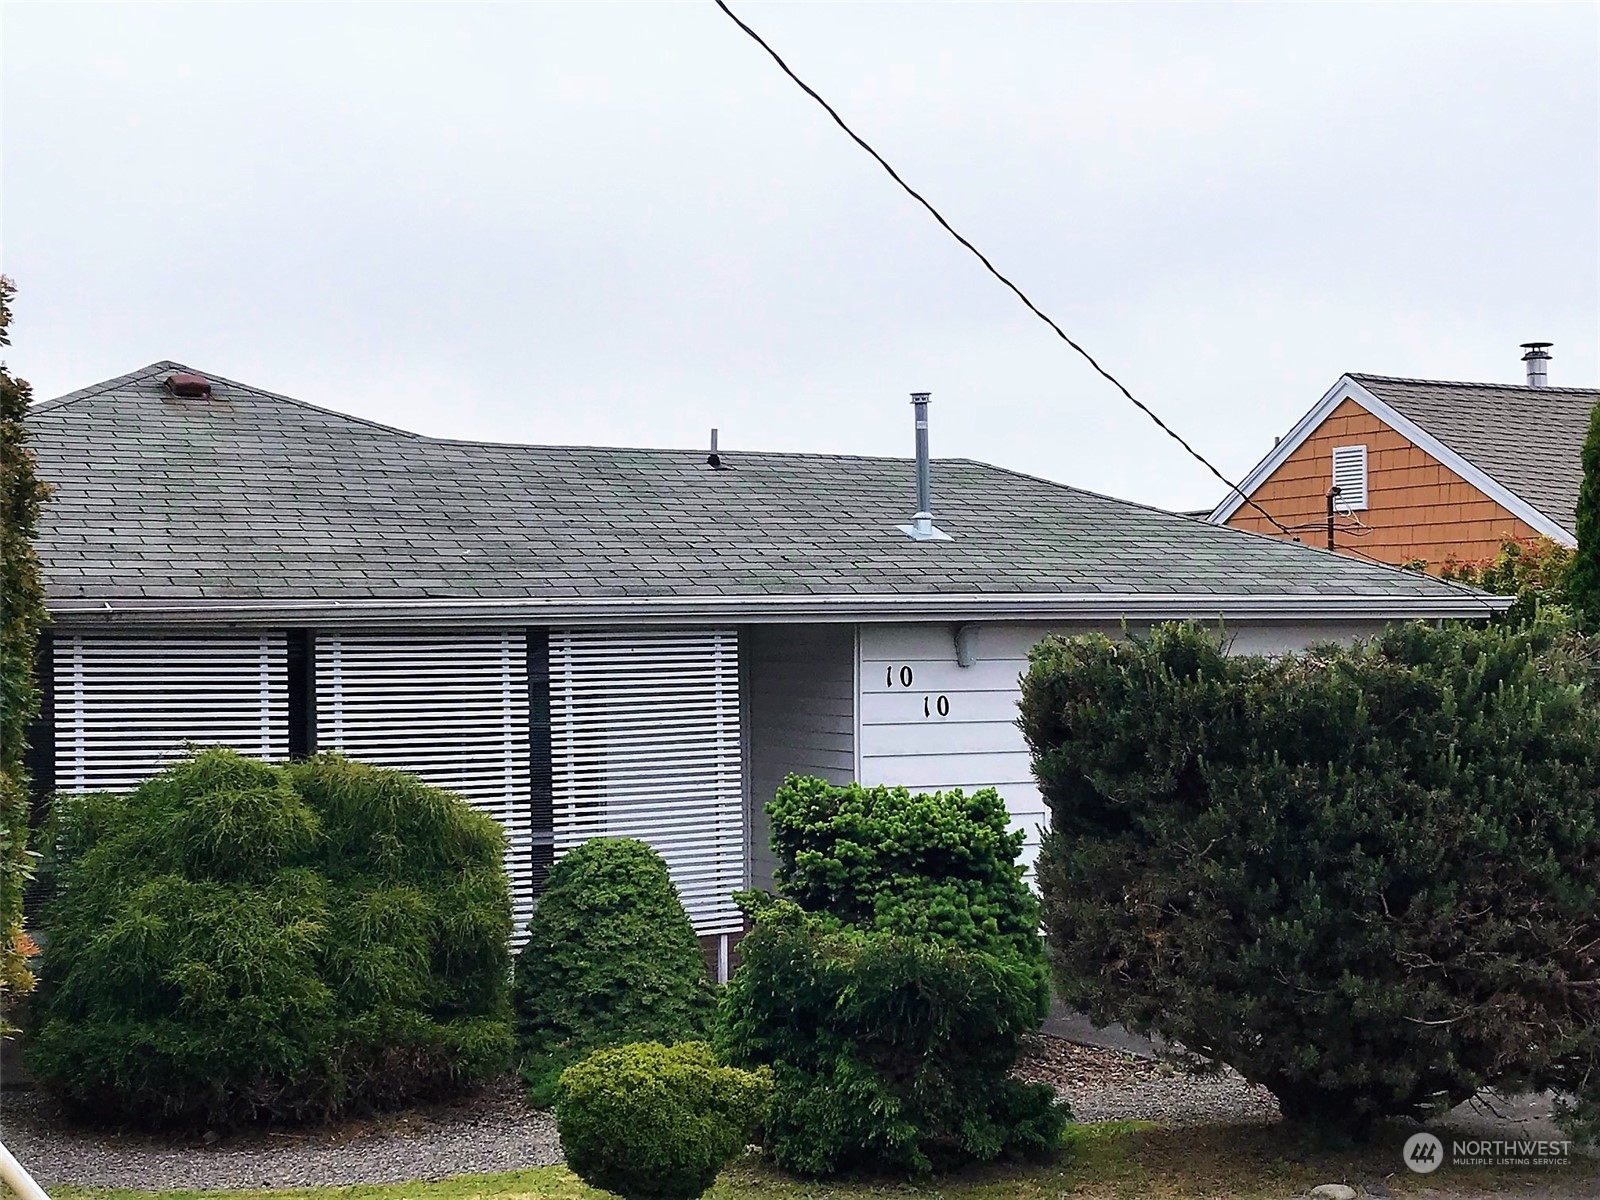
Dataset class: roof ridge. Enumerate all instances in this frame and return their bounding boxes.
[30,361,423,438]
[29,361,183,413]
[1350,372,1599,395]
[414,431,926,464]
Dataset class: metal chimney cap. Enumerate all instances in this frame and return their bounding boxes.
[1521,342,1552,387]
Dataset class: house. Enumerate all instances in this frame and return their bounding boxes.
[1208,345,1600,568]
[25,362,1504,971]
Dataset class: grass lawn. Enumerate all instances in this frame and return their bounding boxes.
[36,1122,1600,1200]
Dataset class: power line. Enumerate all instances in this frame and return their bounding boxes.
[712,0,1293,537]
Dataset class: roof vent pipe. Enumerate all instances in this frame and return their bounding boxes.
[899,392,950,541]
[1521,342,1552,387]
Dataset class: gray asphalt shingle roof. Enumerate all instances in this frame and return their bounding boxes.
[1353,374,1600,534]
[30,361,1481,608]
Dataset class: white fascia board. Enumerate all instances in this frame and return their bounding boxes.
[47,587,1510,629]
[1342,380,1575,545]
[1208,377,1575,545]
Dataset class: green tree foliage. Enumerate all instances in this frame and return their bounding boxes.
[512,838,714,1106]
[1021,620,1600,1136]
[28,749,514,1126]
[555,1041,770,1200]
[1567,403,1600,629]
[0,276,50,1026]
[719,776,1065,1176]
[1440,536,1574,623]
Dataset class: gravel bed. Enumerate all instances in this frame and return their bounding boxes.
[1014,1033,1281,1126]
[0,1076,563,1190]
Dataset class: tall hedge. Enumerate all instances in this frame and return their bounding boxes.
[512,837,714,1105]
[1021,619,1600,1134]
[1568,403,1600,629]
[28,749,515,1126]
[720,777,1064,1175]
[0,276,49,1028]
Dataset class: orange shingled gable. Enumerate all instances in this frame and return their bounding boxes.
[1224,398,1541,569]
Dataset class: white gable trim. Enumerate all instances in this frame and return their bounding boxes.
[1207,376,1576,545]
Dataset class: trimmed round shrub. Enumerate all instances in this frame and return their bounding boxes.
[768,776,1042,958]
[555,1040,770,1200]
[720,897,1063,1176]
[27,748,514,1126]
[720,776,1065,1176]
[1021,618,1600,1136]
[513,837,714,1105]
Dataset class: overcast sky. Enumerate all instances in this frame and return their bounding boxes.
[4,2,1596,511]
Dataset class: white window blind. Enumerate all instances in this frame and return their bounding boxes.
[315,631,536,934]
[54,633,288,793]
[549,629,745,935]
[1332,444,1369,510]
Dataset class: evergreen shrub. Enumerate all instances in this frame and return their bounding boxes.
[512,837,714,1105]
[555,1040,770,1200]
[27,749,514,1126]
[0,274,50,1029]
[719,777,1065,1176]
[1021,619,1600,1135]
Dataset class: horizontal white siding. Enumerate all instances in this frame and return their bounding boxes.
[315,631,535,934]
[550,629,744,935]
[856,620,1391,876]
[857,623,1048,874]
[54,633,288,793]
[745,624,856,891]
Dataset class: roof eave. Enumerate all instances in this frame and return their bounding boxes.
[45,590,1510,629]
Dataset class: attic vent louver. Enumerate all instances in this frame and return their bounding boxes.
[898,392,951,541]
[165,372,213,398]
[1331,444,1368,510]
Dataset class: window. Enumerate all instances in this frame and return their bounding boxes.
[1331,444,1368,511]
[316,630,537,934]
[549,628,744,936]
[55,633,288,793]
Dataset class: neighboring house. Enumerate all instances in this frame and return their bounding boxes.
[26,363,1502,968]
[1208,346,1600,568]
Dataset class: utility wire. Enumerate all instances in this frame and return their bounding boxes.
[713,0,1293,536]
[714,2,1500,616]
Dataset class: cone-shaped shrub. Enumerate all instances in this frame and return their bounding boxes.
[28,749,514,1127]
[555,1041,770,1200]
[1021,618,1600,1136]
[513,837,714,1105]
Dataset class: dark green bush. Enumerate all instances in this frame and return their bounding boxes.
[720,776,1065,1176]
[555,1040,770,1200]
[27,749,514,1126]
[720,896,1062,1176]
[513,837,714,1105]
[768,776,1041,957]
[1021,618,1600,1136]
